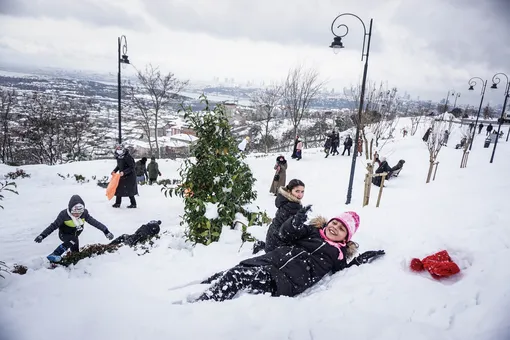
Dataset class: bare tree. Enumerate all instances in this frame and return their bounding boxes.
[130,64,188,158]
[250,84,283,153]
[17,92,94,165]
[0,88,17,163]
[410,101,433,136]
[426,120,445,183]
[283,66,324,138]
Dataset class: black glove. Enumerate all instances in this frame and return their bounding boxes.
[353,250,385,265]
[34,235,44,243]
[292,205,312,227]
[105,232,114,240]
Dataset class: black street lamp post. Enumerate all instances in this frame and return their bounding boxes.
[442,90,455,120]
[329,13,373,205]
[467,77,487,151]
[453,92,461,108]
[118,35,130,145]
[489,72,509,163]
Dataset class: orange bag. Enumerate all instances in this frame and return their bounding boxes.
[106,173,121,200]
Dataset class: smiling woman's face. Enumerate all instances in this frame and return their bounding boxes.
[290,186,305,200]
[325,219,347,242]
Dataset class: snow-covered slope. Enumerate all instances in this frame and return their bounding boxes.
[0,118,509,340]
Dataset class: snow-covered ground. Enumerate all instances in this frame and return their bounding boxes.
[1,118,509,340]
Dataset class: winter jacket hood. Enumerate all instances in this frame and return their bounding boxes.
[68,195,85,211]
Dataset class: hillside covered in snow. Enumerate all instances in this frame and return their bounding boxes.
[0,118,509,340]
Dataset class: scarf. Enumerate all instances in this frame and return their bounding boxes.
[319,228,345,260]
[67,209,85,231]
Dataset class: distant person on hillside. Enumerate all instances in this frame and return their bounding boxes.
[422,127,432,142]
[134,157,148,184]
[238,136,250,152]
[372,157,392,187]
[34,195,114,263]
[478,123,484,134]
[442,130,450,146]
[147,156,162,185]
[295,139,303,160]
[486,123,493,136]
[269,155,287,195]
[112,145,138,208]
[342,136,353,156]
[357,137,363,156]
[324,135,332,158]
[188,208,384,302]
[331,131,340,155]
[291,136,299,159]
[469,122,474,133]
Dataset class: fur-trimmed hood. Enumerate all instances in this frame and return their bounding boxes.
[277,186,300,203]
[309,215,358,260]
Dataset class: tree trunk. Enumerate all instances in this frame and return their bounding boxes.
[369,139,374,160]
[265,120,270,154]
[154,112,160,158]
[426,159,435,183]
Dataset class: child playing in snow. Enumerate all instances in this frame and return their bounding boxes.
[193,206,385,302]
[34,195,114,263]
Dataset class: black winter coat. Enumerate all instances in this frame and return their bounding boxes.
[242,216,357,297]
[113,152,138,197]
[372,161,392,187]
[344,137,353,148]
[264,187,302,252]
[40,195,109,238]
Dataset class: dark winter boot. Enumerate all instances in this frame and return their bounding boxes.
[47,244,67,263]
[113,196,121,208]
[127,196,137,208]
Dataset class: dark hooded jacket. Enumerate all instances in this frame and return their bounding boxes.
[372,161,392,187]
[113,150,138,197]
[39,195,109,238]
[265,186,302,252]
[242,216,358,297]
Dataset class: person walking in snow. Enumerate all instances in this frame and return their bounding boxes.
[269,156,287,195]
[264,179,305,253]
[422,127,432,142]
[442,130,450,146]
[34,195,114,263]
[478,123,484,134]
[134,157,148,184]
[295,139,303,160]
[291,136,299,159]
[486,123,493,136]
[192,207,385,302]
[112,145,138,208]
[469,122,474,133]
[147,156,162,185]
[238,136,250,152]
[342,136,353,156]
[323,135,333,158]
[331,131,340,155]
[357,137,363,156]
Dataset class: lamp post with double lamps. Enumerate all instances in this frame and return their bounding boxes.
[329,13,373,205]
[117,35,130,145]
[489,72,509,163]
[467,77,487,151]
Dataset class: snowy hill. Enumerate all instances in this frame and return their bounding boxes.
[1,118,509,340]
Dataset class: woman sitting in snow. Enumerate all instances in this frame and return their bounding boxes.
[193,206,385,302]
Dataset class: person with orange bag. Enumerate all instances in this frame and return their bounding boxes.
[111,145,138,208]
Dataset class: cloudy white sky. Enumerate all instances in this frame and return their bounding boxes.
[0,0,509,106]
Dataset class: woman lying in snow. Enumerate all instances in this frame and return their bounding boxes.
[193,206,385,302]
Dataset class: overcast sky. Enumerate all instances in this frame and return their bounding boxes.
[0,0,509,106]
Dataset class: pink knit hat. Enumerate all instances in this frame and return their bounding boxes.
[327,211,360,242]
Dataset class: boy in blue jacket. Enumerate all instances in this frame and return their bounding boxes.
[34,195,114,263]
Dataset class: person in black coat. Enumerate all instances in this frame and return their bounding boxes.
[34,195,114,263]
[112,145,138,208]
[291,135,299,159]
[331,132,340,156]
[372,157,393,187]
[193,207,384,302]
[422,127,432,142]
[264,179,305,253]
[342,136,353,156]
